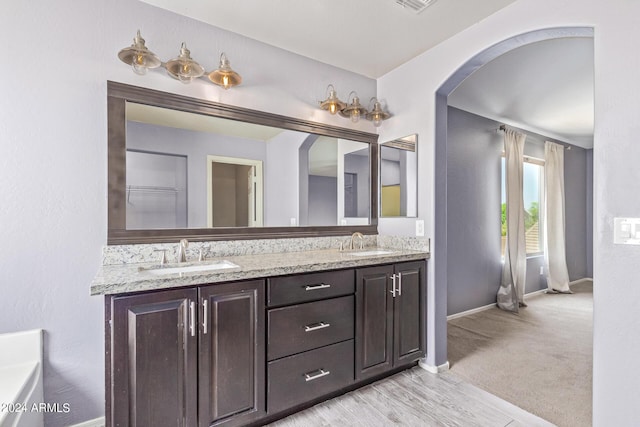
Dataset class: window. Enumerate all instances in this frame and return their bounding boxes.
[501,156,544,257]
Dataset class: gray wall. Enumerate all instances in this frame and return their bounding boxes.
[447,107,592,315]
[308,176,338,225]
[586,149,594,277]
[344,151,370,217]
[564,146,590,280]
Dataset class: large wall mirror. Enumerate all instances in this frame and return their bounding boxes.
[380,134,417,217]
[108,82,378,244]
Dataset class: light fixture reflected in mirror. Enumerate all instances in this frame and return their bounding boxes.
[319,84,346,115]
[208,53,242,89]
[117,31,242,88]
[165,43,205,84]
[366,97,391,127]
[339,91,368,123]
[117,30,161,76]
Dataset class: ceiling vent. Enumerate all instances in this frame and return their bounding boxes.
[395,0,437,14]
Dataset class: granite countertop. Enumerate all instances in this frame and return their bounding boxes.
[91,247,429,296]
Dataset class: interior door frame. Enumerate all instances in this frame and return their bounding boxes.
[207,155,264,228]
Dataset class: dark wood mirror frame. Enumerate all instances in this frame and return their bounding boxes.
[107,81,379,245]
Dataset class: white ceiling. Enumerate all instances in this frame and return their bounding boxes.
[139,0,594,148]
[139,0,516,78]
[449,37,594,148]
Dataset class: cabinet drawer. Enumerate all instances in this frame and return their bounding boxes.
[268,296,354,361]
[268,340,354,414]
[268,269,354,307]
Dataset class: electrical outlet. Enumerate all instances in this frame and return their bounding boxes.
[539,266,544,275]
[415,220,425,237]
[290,217,297,226]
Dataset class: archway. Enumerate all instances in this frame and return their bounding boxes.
[429,27,594,369]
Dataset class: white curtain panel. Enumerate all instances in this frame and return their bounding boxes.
[544,141,572,293]
[498,130,527,312]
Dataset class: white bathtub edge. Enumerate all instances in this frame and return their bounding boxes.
[0,329,44,427]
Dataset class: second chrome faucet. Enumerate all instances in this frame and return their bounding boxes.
[178,239,189,263]
[349,232,364,250]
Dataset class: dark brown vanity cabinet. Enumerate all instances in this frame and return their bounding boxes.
[266,270,355,415]
[355,261,426,381]
[105,259,427,426]
[108,287,198,427]
[106,280,265,427]
[198,281,265,427]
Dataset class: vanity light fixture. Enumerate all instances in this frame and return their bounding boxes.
[339,91,368,123]
[117,30,161,75]
[365,97,391,127]
[117,31,242,88]
[208,53,242,89]
[319,84,346,115]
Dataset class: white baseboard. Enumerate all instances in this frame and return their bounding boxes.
[419,360,450,373]
[446,286,559,321]
[570,277,593,287]
[525,288,548,299]
[70,417,105,427]
[447,302,496,321]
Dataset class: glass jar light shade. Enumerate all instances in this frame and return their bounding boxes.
[319,85,346,115]
[208,53,242,89]
[365,98,391,127]
[339,93,367,123]
[117,30,161,76]
[165,43,205,84]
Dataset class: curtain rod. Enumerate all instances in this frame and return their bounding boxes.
[497,124,571,150]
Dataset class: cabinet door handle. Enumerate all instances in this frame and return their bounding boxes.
[189,301,196,337]
[397,272,402,296]
[304,369,331,382]
[202,299,208,335]
[304,322,331,332]
[305,283,331,291]
[390,274,397,297]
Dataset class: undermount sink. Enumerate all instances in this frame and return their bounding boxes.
[347,250,395,256]
[140,260,240,276]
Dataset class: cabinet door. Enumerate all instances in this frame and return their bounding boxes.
[355,265,394,380]
[393,261,426,365]
[110,288,198,427]
[199,280,266,427]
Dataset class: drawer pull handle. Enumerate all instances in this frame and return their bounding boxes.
[304,322,331,332]
[304,369,331,382]
[189,300,196,337]
[305,283,331,291]
[202,299,208,335]
[390,274,397,298]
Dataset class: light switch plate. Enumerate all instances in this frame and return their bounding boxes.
[416,219,425,237]
[614,217,640,245]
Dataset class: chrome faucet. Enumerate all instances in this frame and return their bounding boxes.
[349,232,364,250]
[178,239,189,262]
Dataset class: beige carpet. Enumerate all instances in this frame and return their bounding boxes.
[447,281,593,427]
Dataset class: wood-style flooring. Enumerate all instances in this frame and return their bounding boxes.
[268,365,554,426]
